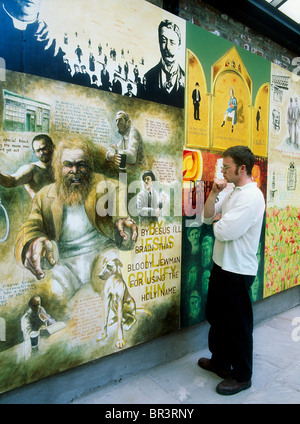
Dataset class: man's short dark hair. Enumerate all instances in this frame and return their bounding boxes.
[223,145,255,177]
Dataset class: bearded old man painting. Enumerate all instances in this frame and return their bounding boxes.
[15,136,138,299]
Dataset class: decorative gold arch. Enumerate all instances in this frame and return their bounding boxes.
[185,49,209,149]
[252,83,270,158]
[211,47,252,151]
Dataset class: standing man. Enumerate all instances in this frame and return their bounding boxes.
[100,64,110,91]
[111,73,122,95]
[192,82,201,121]
[144,19,185,108]
[106,111,144,167]
[133,65,139,83]
[75,45,83,63]
[256,106,261,131]
[0,134,55,199]
[198,145,265,395]
[137,170,162,226]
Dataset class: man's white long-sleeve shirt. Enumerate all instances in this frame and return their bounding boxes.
[203,182,265,276]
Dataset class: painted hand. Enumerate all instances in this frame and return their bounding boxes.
[24,237,56,280]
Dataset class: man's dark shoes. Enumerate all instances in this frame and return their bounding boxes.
[216,376,251,396]
[197,357,230,379]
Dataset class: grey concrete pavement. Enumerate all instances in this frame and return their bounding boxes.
[70,305,300,404]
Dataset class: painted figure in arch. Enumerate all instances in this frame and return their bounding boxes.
[256,106,261,131]
[221,88,237,133]
[192,82,201,121]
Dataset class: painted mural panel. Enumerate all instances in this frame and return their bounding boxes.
[0,0,185,109]
[185,23,270,156]
[252,83,270,158]
[185,49,209,149]
[181,22,270,328]
[0,0,185,394]
[264,64,300,297]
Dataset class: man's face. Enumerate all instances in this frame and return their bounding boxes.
[188,265,197,285]
[201,237,213,267]
[202,271,210,292]
[30,296,41,314]
[189,295,200,317]
[159,26,180,66]
[221,156,239,183]
[116,114,129,135]
[33,139,53,164]
[188,228,200,246]
[143,175,153,191]
[60,148,92,206]
[61,148,90,184]
[8,0,42,21]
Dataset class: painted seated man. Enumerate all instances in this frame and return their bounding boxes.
[15,136,138,299]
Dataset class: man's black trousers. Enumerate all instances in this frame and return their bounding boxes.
[205,263,255,382]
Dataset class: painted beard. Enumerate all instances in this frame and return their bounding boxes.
[58,171,93,206]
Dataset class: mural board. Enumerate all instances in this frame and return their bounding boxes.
[264,64,300,297]
[0,0,185,394]
[0,0,186,109]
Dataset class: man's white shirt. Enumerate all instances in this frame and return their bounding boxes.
[203,182,265,276]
